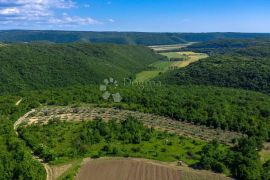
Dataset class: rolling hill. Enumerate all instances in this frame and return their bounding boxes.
[157,39,270,94]
[0,42,165,94]
[1,30,270,45]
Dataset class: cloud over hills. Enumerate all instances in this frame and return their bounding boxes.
[0,0,100,28]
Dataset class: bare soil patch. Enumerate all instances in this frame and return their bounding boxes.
[75,158,231,180]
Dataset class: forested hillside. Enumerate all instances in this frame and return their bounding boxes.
[1,30,270,45]
[0,43,165,94]
[157,39,270,94]
[1,85,270,179]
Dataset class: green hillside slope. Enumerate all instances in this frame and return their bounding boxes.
[1,84,270,179]
[157,39,270,94]
[0,43,165,93]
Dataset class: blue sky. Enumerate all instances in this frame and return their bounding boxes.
[0,0,270,32]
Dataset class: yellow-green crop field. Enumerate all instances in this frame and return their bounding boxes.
[135,51,208,82]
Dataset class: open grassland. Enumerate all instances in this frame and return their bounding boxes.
[75,158,231,180]
[135,70,162,82]
[135,61,173,82]
[150,61,173,70]
[160,52,188,59]
[161,51,209,68]
[135,51,208,82]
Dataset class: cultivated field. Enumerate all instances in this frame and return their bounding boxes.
[135,51,208,82]
[75,158,231,180]
[23,106,242,144]
[161,51,208,68]
[148,43,195,52]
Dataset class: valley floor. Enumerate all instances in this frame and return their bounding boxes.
[135,51,208,82]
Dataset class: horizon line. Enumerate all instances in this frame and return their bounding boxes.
[1,29,270,34]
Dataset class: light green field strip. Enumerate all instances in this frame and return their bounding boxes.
[150,61,173,70]
[135,51,208,82]
[135,70,162,82]
[148,42,195,51]
[160,52,187,59]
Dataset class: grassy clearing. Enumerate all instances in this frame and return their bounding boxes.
[135,51,208,82]
[148,43,195,52]
[135,70,162,82]
[135,61,173,82]
[260,143,270,163]
[160,51,208,68]
[57,159,83,180]
[160,52,188,59]
[19,118,210,166]
[149,61,172,70]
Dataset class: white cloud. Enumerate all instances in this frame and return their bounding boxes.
[0,0,100,27]
[49,13,101,25]
[0,7,20,15]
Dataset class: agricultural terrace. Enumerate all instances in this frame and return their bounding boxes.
[21,106,242,144]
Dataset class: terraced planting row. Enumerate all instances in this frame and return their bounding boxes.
[24,106,243,144]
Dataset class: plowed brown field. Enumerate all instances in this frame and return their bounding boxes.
[75,158,231,180]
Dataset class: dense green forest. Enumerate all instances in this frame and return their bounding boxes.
[1,30,270,45]
[1,84,270,179]
[0,95,46,179]
[8,85,269,141]
[0,42,165,94]
[158,39,270,94]
[184,38,270,54]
